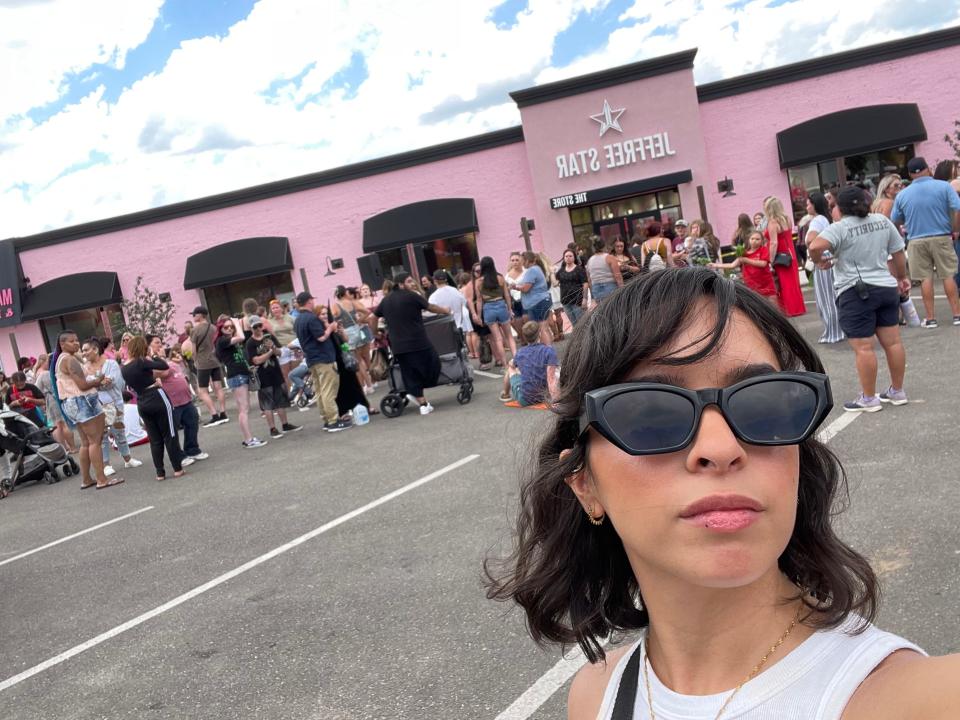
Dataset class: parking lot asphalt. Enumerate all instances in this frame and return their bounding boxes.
[1,290,957,719]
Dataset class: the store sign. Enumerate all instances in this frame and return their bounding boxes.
[0,240,21,327]
[555,99,677,179]
[550,191,592,210]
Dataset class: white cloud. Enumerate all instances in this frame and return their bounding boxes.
[0,0,163,120]
[1,0,958,237]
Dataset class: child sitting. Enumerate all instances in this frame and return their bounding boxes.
[499,321,559,405]
[709,230,777,300]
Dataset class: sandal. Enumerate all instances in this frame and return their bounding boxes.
[81,481,97,490]
[96,478,125,490]
[173,470,186,479]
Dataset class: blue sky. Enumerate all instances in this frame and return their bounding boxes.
[1,0,958,236]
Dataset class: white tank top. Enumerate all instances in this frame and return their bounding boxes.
[596,616,924,720]
[587,253,614,285]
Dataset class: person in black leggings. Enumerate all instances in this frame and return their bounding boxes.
[121,336,190,480]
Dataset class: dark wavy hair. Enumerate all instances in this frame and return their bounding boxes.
[809,191,831,221]
[484,268,879,663]
[479,256,501,291]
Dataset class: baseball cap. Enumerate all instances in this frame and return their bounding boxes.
[247,315,263,328]
[432,269,448,281]
[906,157,928,174]
[675,219,688,227]
[191,306,208,316]
[295,291,314,306]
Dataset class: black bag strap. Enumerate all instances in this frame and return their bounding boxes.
[611,643,642,720]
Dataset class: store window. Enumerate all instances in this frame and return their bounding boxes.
[568,188,683,253]
[374,233,480,284]
[786,144,915,223]
[201,272,294,320]
[38,304,124,352]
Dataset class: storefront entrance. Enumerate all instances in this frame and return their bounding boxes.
[567,187,683,250]
[200,272,294,321]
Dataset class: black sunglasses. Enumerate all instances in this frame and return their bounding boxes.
[579,371,832,455]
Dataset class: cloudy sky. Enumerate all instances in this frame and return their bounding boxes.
[2,0,958,238]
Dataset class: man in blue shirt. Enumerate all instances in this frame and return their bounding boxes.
[293,292,350,432]
[891,156,960,327]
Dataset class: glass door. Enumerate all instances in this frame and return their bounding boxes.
[595,219,627,248]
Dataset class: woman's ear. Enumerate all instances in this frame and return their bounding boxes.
[560,448,603,517]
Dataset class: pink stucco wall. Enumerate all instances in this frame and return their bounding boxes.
[3,141,537,370]
[699,44,960,242]
[518,66,710,256]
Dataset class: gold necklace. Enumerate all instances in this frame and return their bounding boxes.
[641,610,800,720]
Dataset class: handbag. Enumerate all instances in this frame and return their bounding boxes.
[341,347,359,372]
[369,351,389,381]
[772,252,793,268]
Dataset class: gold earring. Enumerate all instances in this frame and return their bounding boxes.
[587,506,605,526]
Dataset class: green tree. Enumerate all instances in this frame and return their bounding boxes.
[120,276,177,341]
[945,119,960,160]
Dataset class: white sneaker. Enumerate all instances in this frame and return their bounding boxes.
[188,452,209,461]
[419,403,434,416]
[242,438,268,449]
[181,457,196,467]
[124,458,143,469]
[103,465,116,477]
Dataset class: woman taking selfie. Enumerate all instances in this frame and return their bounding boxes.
[487,268,955,719]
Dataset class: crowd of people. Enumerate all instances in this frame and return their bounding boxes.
[3,157,959,492]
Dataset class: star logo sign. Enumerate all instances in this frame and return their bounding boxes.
[589,99,625,136]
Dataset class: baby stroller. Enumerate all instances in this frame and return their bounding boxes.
[0,408,77,495]
[380,315,474,418]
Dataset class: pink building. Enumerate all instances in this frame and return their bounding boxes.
[2,26,958,371]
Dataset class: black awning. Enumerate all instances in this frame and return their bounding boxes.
[20,271,123,321]
[183,236,293,290]
[549,170,693,210]
[776,103,926,168]
[362,198,478,253]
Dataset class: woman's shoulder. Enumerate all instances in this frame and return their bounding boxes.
[844,651,960,719]
[567,643,637,720]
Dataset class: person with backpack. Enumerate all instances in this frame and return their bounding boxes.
[638,221,673,272]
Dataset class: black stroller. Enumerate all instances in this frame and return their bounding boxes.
[379,315,474,418]
[0,408,78,496]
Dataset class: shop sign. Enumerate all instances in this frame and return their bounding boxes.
[555,99,676,180]
[550,192,591,210]
[0,240,21,327]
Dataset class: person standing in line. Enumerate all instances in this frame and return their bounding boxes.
[149,337,209,462]
[188,307,229,427]
[764,196,807,317]
[891,156,960,327]
[804,192,845,343]
[267,300,298,391]
[732,213,755,248]
[33,354,79,454]
[555,248,589,326]
[245,316,301,439]
[933,159,960,288]
[809,187,910,412]
[504,252,527,347]
[474,256,517,368]
[53,331,124,489]
[81,338,142,477]
[587,236,625,303]
[371,273,452,416]
[214,318,267,448]
[638,223,672,273]
[515,251,555,346]
[428,269,469,329]
[122,336,192,479]
[3,372,46,427]
[332,286,375,394]
[456,272,480,359]
[871,174,903,218]
[294,292,350,432]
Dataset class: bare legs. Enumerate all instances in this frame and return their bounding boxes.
[53,420,79,453]
[848,326,906,397]
[487,323,517,366]
[233,385,253,442]
[919,276,960,320]
[197,379,226,418]
[77,415,111,487]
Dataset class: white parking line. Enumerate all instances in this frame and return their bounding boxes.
[0,506,155,568]
[493,411,862,719]
[474,369,503,379]
[0,454,479,694]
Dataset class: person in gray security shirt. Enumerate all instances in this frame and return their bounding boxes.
[891,156,960,328]
[809,186,910,413]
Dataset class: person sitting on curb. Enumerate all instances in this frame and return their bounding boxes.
[500,321,559,406]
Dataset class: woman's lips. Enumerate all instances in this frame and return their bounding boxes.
[681,509,760,532]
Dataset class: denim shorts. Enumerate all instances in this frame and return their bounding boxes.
[592,281,617,301]
[482,299,510,325]
[62,394,103,424]
[226,374,251,389]
[525,298,553,322]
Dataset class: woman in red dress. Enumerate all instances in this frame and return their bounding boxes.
[763,196,806,316]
